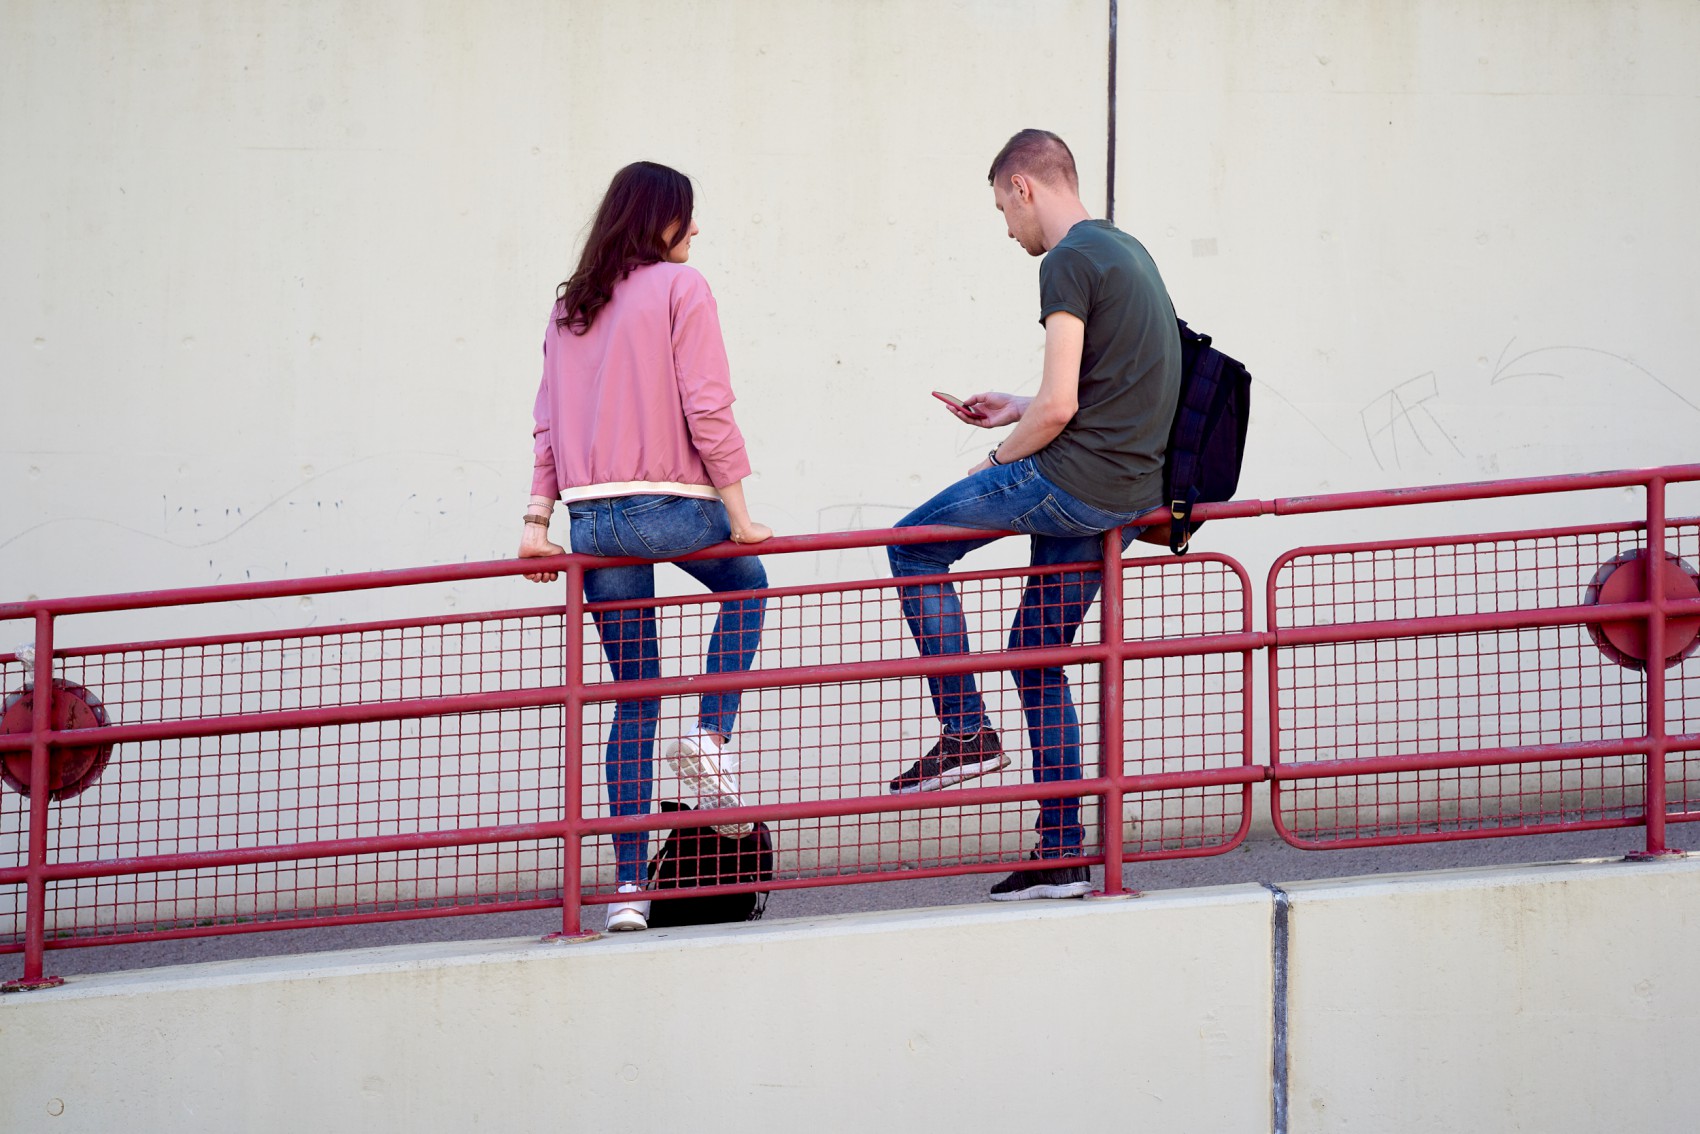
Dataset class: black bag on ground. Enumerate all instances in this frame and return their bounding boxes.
[1158,318,1252,555]
[644,800,774,927]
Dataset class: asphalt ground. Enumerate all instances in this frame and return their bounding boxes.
[6,824,1680,983]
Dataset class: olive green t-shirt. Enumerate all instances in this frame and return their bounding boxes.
[1033,219,1181,513]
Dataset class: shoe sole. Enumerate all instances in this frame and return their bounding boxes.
[989,880,1094,901]
[889,753,1010,795]
[667,741,745,812]
[606,908,649,932]
[710,823,755,838]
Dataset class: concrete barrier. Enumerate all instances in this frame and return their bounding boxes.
[1285,856,1700,1133]
[4,854,1697,1132]
[0,887,1274,1132]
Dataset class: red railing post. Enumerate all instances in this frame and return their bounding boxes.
[554,559,596,939]
[1096,528,1129,897]
[6,610,65,990]
[1641,476,1672,857]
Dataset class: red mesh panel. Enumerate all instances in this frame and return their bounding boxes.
[1270,519,1700,846]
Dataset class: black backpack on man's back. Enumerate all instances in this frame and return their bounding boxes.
[644,800,774,927]
[1160,318,1252,554]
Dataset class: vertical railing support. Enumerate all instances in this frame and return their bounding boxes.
[1095,528,1130,898]
[549,559,598,940]
[4,610,65,991]
[1639,476,1674,858]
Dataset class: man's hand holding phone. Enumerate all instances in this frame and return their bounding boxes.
[933,390,1029,429]
[931,390,985,422]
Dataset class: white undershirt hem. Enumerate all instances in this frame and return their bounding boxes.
[559,480,722,503]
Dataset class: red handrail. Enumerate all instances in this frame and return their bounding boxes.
[3,463,1697,989]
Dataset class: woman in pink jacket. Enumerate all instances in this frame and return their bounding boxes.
[520,162,771,932]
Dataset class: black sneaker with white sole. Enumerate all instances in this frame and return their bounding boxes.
[988,852,1093,900]
[887,728,1008,795]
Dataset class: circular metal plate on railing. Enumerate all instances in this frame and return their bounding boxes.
[0,678,113,801]
[1584,548,1700,671]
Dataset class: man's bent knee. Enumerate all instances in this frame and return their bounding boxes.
[888,541,948,578]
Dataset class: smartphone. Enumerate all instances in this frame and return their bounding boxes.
[932,390,986,418]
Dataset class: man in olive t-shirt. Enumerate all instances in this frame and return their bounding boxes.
[885,129,1181,902]
[1033,218,1180,512]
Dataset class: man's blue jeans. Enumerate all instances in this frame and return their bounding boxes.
[568,494,767,883]
[887,458,1153,856]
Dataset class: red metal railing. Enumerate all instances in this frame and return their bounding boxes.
[3,464,1697,989]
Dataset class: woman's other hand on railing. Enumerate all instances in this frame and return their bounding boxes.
[730,521,773,545]
[519,521,565,583]
[718,480,771,545]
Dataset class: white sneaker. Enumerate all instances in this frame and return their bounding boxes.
[665,728,752,837]
[606,883,649,932]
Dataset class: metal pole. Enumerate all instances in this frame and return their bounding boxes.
[1641,477,1672,856]
[1105,0,1118,224]
[1096,528,1129,897]
[8,611,64,990]
[553,560,596,939]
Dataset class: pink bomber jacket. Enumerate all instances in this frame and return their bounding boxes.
[531,261,752,502]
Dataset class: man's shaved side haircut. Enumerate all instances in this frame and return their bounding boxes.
[987,129,1079,190]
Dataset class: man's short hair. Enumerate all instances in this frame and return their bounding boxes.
[987,129,1079,190]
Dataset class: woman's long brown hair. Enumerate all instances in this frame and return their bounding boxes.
[556,162,694,334]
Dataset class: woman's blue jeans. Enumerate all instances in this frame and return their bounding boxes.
[568,494,767,883]
[887,458,1154,856]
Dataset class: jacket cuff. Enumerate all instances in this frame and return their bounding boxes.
[703,450,753,489]
[530,465,560,500]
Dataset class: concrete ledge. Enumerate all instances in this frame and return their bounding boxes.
[0,886,1275,1133]
[1285,855,1700,1134]
[7,856,1697,1133]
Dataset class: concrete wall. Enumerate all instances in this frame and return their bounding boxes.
[0,889,1278,1132]
[1122,0,1700,528]
[2,0,1109,639]
[1286,858,1700,1131]
[3,856,1696,1132]
[5,1,1698,635]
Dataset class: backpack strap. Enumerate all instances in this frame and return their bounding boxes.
[1169,485,1201,555]
[1166,337,1226,555]
[646,834,677,887]
[646,800,689,887]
